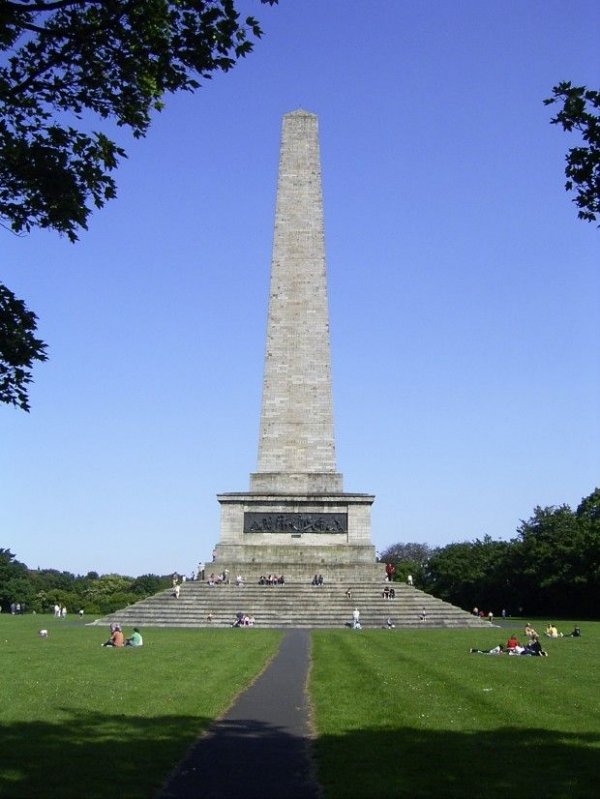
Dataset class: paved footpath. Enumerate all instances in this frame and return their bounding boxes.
[160,628,321,799]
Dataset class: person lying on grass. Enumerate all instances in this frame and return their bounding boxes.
[470,644,505,654]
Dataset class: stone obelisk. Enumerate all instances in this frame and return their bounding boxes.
[215,110,381,581]
[252,109,341,495]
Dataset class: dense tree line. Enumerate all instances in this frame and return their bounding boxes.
[0,548,171,615]
[380,488,600,618]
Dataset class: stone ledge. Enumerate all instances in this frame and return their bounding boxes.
[218,492,375,504]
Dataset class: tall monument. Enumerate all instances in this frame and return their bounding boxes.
[214,110,382,581]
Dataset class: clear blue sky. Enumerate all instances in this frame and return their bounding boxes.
[2,0,599,577]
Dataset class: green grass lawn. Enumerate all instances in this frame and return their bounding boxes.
[2,616,598,799]
[0,615,282,798]
[310,623,600,798]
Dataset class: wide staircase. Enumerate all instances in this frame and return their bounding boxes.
[91,580,490,629]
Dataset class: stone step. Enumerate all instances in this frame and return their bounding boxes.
[91,581,491,630]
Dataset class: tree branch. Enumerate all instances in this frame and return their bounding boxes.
[3,1,88,12]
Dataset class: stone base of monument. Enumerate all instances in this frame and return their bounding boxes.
[211,549,386,583]
[215,491,381,582]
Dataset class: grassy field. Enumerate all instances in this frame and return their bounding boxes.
[0,615,281,798]
[310,623,600,798]
[1,616,598,798]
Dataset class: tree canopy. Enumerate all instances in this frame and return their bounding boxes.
[545,82,600,226]
[382,487,600,617]
[0,283,47,410]
[0,0,276,410]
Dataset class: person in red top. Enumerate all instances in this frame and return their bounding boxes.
[506,633,520,650]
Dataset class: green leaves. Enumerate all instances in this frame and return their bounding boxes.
[545,82,600,225]
[0,1,278,410]
[0,284,48,411]
[0,1,275,240]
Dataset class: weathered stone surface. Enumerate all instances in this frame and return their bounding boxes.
[215,110,380,580]
[253,110,340,493]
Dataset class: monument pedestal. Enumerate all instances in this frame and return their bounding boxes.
[214,491,384,582]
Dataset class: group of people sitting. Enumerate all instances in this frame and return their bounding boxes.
[470,636,547,656]
[258,574,285,585]
[543,622,581,638]
[101,623,143,648]
[231,611,255,627]
[382,585,396,599]
[471,621,582,656]
[505,631,548,656]
[311,574,324,585]
[207,572,229,586]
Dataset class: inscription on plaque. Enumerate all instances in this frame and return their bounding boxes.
[244,512,347,534]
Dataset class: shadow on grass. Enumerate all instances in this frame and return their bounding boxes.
[2,714,598,799]
[0,713,318,799]
[0,709,211,799]
[314,724,599,799]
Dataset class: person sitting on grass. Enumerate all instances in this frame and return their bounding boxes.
[506,633,520,651]
[545,623,562,638]
[518,636,548,656]
[524,623,539,640]
[125,628,143,647]
[102,624,124,647]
